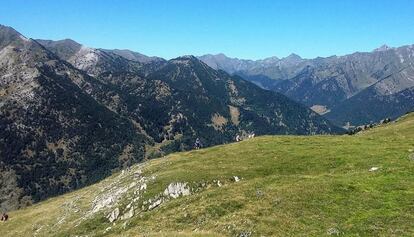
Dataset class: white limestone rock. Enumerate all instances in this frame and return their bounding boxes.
[107,208,120,223]
[163,182,191,198]
[121,206,134,220]
[369,167,379,172]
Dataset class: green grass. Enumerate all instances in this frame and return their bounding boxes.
[2,113,414,237]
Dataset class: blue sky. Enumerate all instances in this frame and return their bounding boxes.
[1,0,413,60]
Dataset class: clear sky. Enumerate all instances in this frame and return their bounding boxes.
[1,0,413,60]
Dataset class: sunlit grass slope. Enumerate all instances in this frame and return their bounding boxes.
[3,113,414,237]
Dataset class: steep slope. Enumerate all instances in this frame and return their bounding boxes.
[97,56,343,156]
[147,56,343,137]
[36,38,344,154]
[4,113,414,237]
[0,25,145,211]
[326,85,414,125]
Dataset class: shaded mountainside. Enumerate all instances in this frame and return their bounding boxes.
[3,113,414,236]
[38,39,344,152]
[200,46,414,127]
[326,85,414,125]
[94,55,344,155]
[0,25,145,211]
[144,56,343,143]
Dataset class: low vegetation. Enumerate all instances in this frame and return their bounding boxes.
[2,113,414,236]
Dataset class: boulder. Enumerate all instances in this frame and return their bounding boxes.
[369,167,379,172]
[163,182,190,198]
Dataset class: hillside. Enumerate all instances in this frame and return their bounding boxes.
[3,112,413,237]
[37,37,344,151]
[0,25,145,211]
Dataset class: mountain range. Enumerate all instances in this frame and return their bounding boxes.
[0,25,341,211]
[199,46,414,126]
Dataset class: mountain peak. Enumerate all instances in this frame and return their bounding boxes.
[0,24,31,46]
[169,55,202,67]
[285,53,302,60]
[280,53,303,64]
[0,24,18,34]
[36,38,82,48]
[373,44,392,52]
[172,55,198,61]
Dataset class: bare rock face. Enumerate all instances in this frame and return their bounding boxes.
[120,206,134,220]
[148,198,163,210]
[91,186,128,214]
[163,182,191,198]
[107,208,120,223]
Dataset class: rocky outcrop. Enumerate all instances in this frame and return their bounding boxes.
[107,208,120,223]
[163,182,191,198]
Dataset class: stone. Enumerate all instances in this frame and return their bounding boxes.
[238,231,252,237]
[128,182,137,189]
[369,167,379,172]
[327,227,340,235]
[148,198,163,210]
[107,208,120,223]
[163,182,191,198]
[121,206,134,220]
[233,176,240,182]
[134,170,142,178]
[91,186,128,214]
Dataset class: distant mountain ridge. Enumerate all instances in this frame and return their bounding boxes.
[199,45,414,126]
[198,53,305,88]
